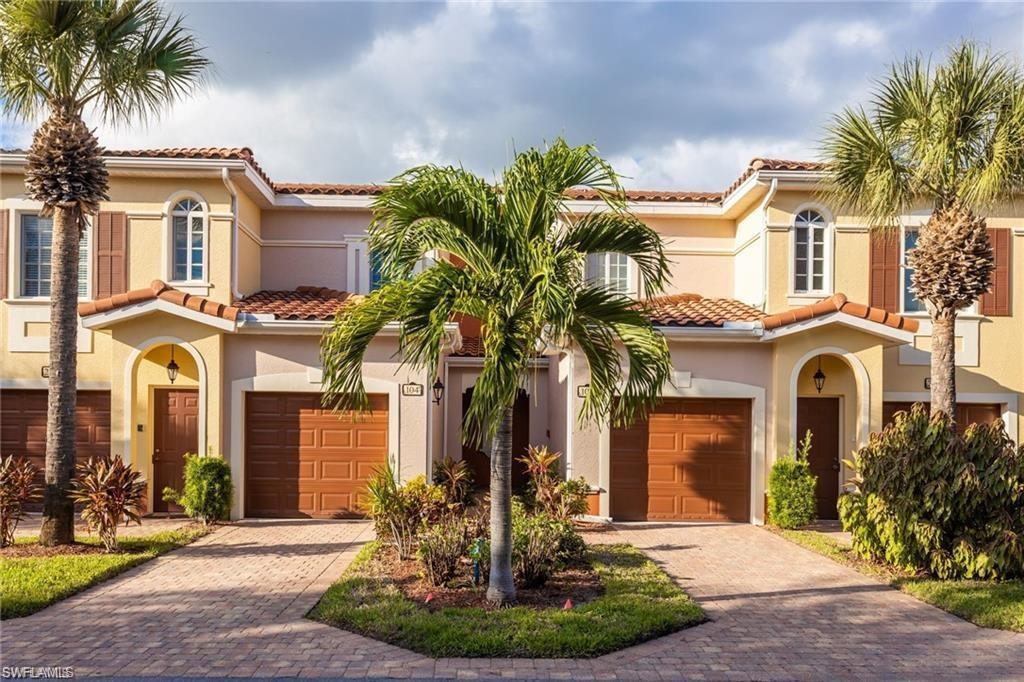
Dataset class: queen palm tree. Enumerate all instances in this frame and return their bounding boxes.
[0,0,210,545]
[822,42,1024,419]
[320,139,672,605]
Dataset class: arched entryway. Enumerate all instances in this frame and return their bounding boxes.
[124,339,205,514]
[792,351,864,520]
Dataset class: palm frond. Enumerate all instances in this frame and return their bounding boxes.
[557,210,670,294]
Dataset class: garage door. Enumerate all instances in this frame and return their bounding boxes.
[883,402,1002,433]
[0,390,111,506]
[244,392,388,518]
[611,398,751,522]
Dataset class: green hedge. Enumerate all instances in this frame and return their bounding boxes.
[839,404,1024,579]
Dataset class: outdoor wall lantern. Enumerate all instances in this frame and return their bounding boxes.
[432,377,445,404]
[166,346,180,384]
[813,356,826,394]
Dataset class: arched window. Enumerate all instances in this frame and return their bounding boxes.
[793,209,827,293]
[171,198,205,281]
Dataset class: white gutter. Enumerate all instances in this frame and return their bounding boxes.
[222,168,242,300]
[758,178,779,311]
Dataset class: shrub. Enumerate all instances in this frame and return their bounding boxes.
[519,445,561,512]
[0,455,41,547]
[768,432,818,529]
[519,445,590,520]
[839,404,1024,579]
[511,499,564,587]
[555,477,591,521]
[417,516,470,586]
[364,460,446,560]
[70,455,146,551]
[162,454,232,526]
[432,456,474,508]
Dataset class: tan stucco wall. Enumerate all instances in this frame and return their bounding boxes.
[259,208,373,291]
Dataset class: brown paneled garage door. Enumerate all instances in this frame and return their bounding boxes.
[883,402,1002,433]
[0,390,111,507]
[611,398,751,522]
[244,392,388,518]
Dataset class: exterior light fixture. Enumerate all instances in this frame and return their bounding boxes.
[813,356,826,394]
[166,346,180,384]
[431,377,445,404]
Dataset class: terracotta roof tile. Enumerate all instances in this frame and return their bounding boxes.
[274,183,386,196]
[761,293,919,333]
[645,293,767,327]
[566,188,724,203]
[234,286,361,321]
[78,280,240,322]
[722,157,826,198]
[453,336,486,357]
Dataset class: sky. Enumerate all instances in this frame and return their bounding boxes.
[3,1,1023,191]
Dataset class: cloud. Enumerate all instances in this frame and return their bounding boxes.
[609,137,815,191]
[765,19,888,101]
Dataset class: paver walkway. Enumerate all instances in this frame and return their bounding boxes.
[2,520,1021,679]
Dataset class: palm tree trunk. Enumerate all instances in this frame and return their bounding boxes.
[486,404,516,606]
[930,311,957,419]
[39,206,79,546]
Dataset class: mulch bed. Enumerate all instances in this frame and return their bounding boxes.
[375,547,605,611]
[1,542,108,558]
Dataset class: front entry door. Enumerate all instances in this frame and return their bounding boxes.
[796,397,841,520]
[461,388,530,491]
[153,389,199,513]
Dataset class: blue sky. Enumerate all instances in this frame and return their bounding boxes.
[4,1,1023,190]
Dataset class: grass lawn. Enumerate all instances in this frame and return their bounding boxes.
[309,542,705,658]
[775,528,1024,633]
[0,525,210,619]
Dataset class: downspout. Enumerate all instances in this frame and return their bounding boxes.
[758,178,778,311]
[221,167,242,301]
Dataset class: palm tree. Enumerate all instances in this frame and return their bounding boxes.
[0,0,210,545]
[320,139,673,605]
[822,42,1024,419]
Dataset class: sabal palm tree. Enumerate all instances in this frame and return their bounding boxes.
[321,139,673,605]
[822,42,1024,419]
[0,0,210,545]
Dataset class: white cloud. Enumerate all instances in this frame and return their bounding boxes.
[766,20,887,100]
[609,137,815,191]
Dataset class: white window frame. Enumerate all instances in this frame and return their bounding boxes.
[899,224,978,316]
[790,205,833,297]
[163,192,209,286]
[10,207,92,301]
[587,252,636,297]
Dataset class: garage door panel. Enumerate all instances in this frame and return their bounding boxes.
[610,398,751,522]
[244,392,387,518]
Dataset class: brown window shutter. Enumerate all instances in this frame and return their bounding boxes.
[980,228,1011,316]
[0,210,8,299]
[93,211,128,299]
[869,230,900,313]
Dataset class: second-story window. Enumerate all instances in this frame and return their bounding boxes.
[171,199,205,281]
[21,213,89,298]
[793,209,827,293]
[902,228,926,313]
[369,250,386,291]
[587,252,632,295]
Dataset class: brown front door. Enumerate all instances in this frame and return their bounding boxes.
[153,389,199,513]
[461,388,530,491]
[796,397,841,520]
[610,398,752,521]
[244,392,388,518]
[883,402,1003,434]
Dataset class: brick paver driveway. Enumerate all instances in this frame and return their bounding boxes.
[2,520,1021,679]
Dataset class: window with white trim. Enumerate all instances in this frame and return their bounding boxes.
[793,209,827,293]
[587,252,632,294]
[171,199,205,281]
[20,214,89,297]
